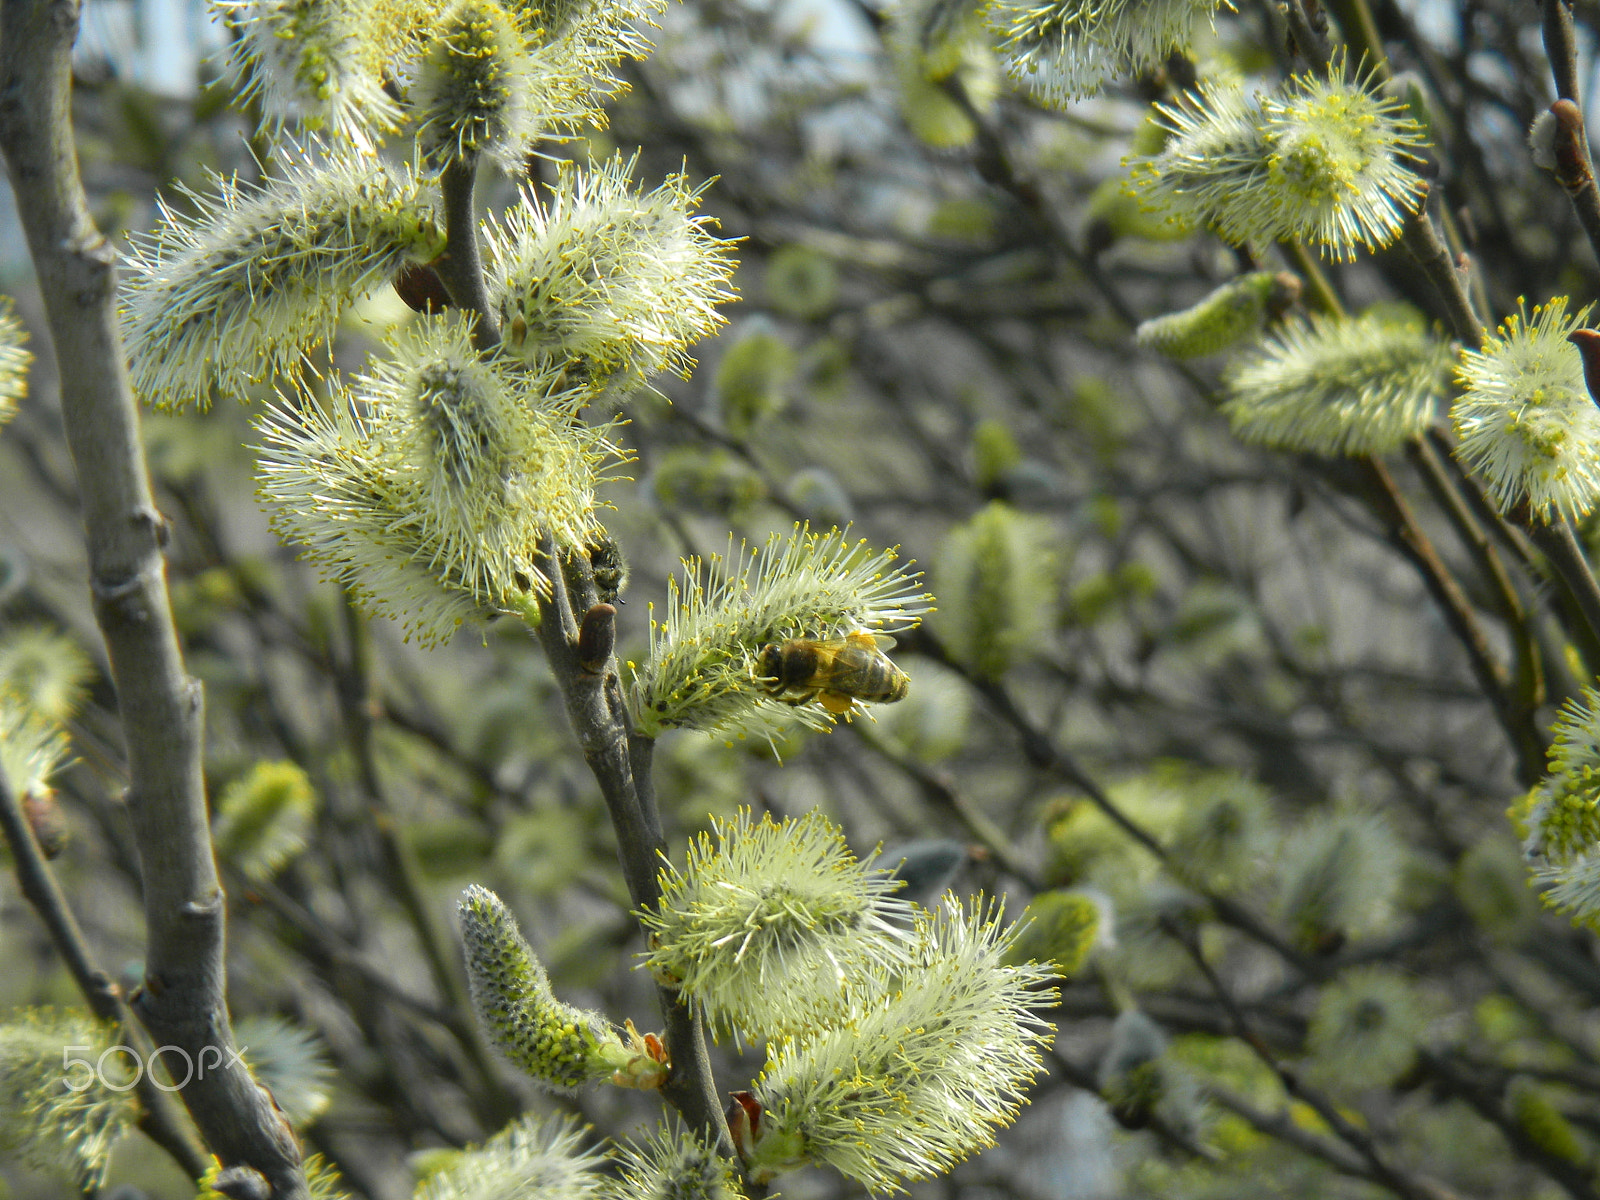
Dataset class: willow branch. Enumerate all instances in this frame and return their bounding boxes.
[0,0,306,1192]
[331,597,519,1128]
[1526,517,1600,651]
[1167,919,1464,1200]
[1406,438,1545,782]
[1542,0,1582,104]
[850,724,1040,887]
[905,627,1315,976]
[1353,456,1543,774]
[1400,196,1485,345]
[0,772,209,1177]
[435,155,501,351]
[1539,99,1600,269]
[533,547,731,1157]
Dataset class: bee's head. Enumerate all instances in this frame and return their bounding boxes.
[755,643,784,689]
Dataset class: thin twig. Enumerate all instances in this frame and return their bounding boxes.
[1282,240,1344,315]
[905,627,1316,976]
[0,772,209,1177]
[1400,196,1485,345]
[1526,516,1600,651]
[1164,918,1462,1200]
[850,724,1040,887]
[331,596,520,1128]
[1282,0,1334,69]
[1542,0,1583,103]
[1354,456,1533,767]
[1407,437,1545,782]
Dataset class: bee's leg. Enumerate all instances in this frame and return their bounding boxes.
[818,690,854,715]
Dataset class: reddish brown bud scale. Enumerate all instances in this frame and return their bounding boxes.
[726,1090,763,1160]
[1550,100,1596,197]
[393,261,453,314]
[1569,328,1600,412]
[577,602,616,673]
[22,791,68,858]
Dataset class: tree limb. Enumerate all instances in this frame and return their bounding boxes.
[533,543,734,1157]
[0,0,306,1192]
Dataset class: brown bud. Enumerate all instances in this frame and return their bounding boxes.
[1266,272,1304,324]
[726,1090,764,1159]
[393,262,453,314]
[576,603,616,674]
[1568,327,1600,411]
[22,790,68,859]
[1550,100,1595,196]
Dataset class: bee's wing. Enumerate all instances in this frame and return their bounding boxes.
[844,630,898,651]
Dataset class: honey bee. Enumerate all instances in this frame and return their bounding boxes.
[756,631,910,714]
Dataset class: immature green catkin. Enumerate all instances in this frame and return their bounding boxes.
[1509,1079,1588,1165]
[1002,889,1102,976]
[716,330,797,437]
[651,448,768,518]
[1135,272,1301,359]
[458,885,632,1091]
[935,501,1056,679]
[970,418,1022,491]
[210,760,317,882]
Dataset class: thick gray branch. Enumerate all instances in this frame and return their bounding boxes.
[0,0,305,1192]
